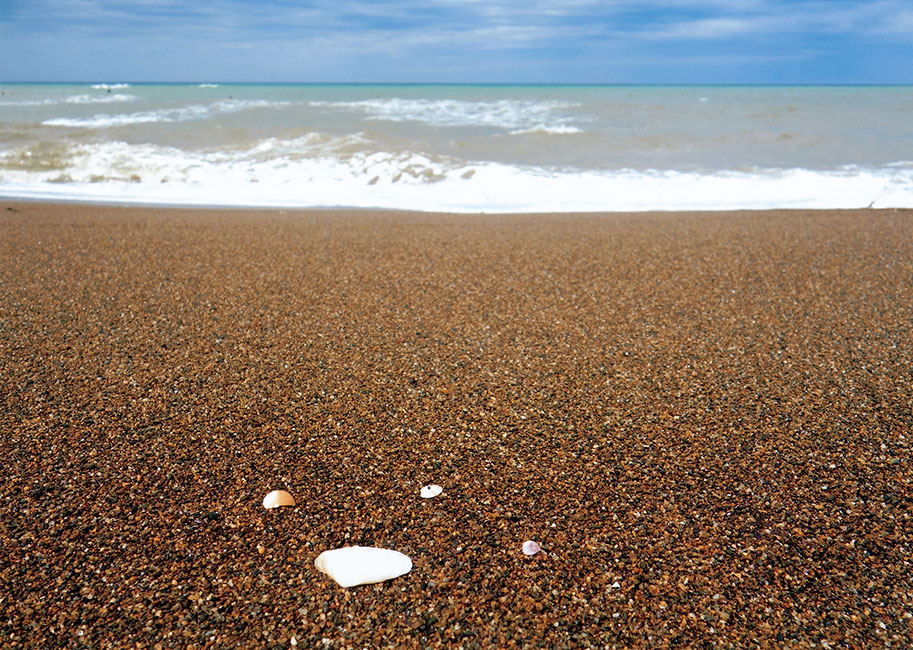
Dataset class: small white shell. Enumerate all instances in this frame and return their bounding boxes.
[315,546,413,588]
[262,490,295,509]
[522,540,541,556]
[420,484,443,499]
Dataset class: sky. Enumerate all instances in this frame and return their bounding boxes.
[1,0,912,84]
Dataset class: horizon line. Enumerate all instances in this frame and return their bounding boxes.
[3,81,913,87]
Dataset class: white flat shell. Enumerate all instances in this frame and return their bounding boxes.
[420,484,443,499]
[522,540,541,556]
[262,490,295,509]
[315,546,413,588]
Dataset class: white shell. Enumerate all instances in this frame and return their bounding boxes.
[522,540,541,556]
[315,546,413,588]
[420,484,443,499]
[262,490,295,509]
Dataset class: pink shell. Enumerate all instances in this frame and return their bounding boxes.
[522,540,541,556]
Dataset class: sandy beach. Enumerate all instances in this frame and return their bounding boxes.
[1,201,911,648]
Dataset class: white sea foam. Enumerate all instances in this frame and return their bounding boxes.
[91,83,131,90]
[312,98,582,132]
[42,99,285,128]
[198,83,219,88]
[1,139,911,212]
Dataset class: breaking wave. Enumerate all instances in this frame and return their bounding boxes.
[1,138,911,212]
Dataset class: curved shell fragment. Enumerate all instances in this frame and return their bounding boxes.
[315,546,413,588]
[262,489,296,509]
[420,484,443,498]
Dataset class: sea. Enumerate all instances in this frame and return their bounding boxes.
[1,83,911,212]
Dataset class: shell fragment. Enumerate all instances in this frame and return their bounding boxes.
[522,540,541,556]
[315,546,413,588]
[262,490,295,509]
[420,484,443,498]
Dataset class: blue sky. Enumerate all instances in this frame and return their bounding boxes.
[1,0,912,83]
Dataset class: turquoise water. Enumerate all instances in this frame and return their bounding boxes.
[1,83,911,211]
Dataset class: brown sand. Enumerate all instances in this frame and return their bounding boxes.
[1,201,912,648]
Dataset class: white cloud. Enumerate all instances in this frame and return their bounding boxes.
[632,0,913,42]
[648,17,758,39]
[866,6,913,38]
[3,0,911,81]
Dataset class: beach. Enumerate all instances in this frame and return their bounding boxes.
[1,201,912,647]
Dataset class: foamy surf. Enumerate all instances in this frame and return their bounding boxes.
[0,137,910,212]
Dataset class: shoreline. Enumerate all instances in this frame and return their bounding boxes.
[2,201,911,647]
[4,197,912,217]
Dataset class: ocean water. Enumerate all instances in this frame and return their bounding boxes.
[1,83,911,212]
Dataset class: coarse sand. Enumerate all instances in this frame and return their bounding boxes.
[1,202,912,648]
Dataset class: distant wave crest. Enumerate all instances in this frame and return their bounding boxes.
[311,98,583,133]
[509,124,583,135]
[0,94,136,107]
[41,99,286,128]
[65,94,138,104]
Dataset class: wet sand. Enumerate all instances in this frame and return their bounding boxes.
[1,201,912,648]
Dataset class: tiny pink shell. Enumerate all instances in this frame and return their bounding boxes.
[522,540,541,556]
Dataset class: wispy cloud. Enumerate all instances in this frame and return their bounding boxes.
[11,0,911,43]
[646,17,763,39]
[637,0,913,40]
[2,0,911,82]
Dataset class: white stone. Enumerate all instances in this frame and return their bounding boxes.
[420,484,443,498]
[315,546,413,588]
